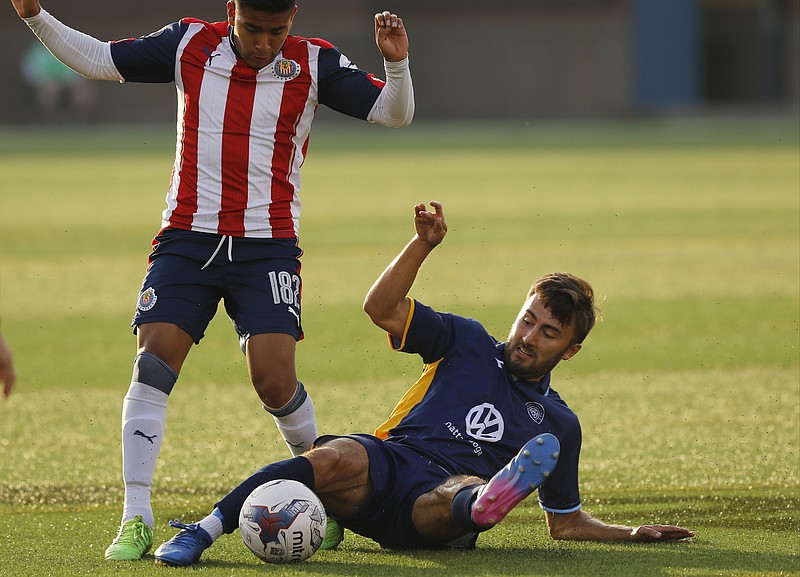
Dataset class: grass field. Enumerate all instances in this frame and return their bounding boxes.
[0,119,798,576]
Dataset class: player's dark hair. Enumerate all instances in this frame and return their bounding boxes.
[528,272,599,344]
[234,0,296,13]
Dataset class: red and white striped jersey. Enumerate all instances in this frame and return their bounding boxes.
[110,19,391,238]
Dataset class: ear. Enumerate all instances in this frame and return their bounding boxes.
[226,1,236,25]
[561,343,582,361]
[287,5,298,29]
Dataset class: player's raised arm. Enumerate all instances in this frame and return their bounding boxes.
[10,0,40,19]
[364,202,447,338]
[367,11,414,128]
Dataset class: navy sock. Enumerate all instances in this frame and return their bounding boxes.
[451,484,488,533]
[215,456,315,534]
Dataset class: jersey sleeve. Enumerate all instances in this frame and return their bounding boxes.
[537,417,583,513]
[109,21,187,83]
[390,300,472,365]
[316,44,385,120]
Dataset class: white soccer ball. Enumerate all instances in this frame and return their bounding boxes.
[239,479,327,563]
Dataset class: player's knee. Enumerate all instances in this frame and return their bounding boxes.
[306,439,369,493]
[261,380,305,413]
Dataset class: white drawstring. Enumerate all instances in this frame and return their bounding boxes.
[201,235,233,270]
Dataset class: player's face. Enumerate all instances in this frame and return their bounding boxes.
[504,294,582,382]
[227,1,297,70]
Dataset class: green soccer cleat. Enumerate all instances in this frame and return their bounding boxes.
[319,518,344,550]
[104,515,153,561]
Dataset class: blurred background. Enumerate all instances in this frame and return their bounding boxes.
[0,0,797,124]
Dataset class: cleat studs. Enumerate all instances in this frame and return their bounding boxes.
[536,438,544,445]
[475,505,484,512]
[501,507,508,514]
[552,452,559,459]
[529,482,537,488]
[533,460,541,465]
[487,517,496,524]
[518,466,525,473]
[488,495,497,501]
[523,450,531,457]
[543,470,550,478]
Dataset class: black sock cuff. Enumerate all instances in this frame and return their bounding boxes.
[263,382,307,417]
[451,484,488,533]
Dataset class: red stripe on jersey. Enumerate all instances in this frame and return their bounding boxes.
[219,63,258,235]
[268,40,312,238]
[307,37,335,49]
[366,73,386,89]
[172,31,210,229]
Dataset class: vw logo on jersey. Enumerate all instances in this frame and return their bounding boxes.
[526,402,545,424]
[271,58,301,81]
[465,403,504,442]
[137,287,158,312]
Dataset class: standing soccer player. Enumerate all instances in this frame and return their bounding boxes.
[9,0,414,561]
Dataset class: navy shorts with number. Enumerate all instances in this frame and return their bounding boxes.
[316,433,457,549]
[132,228,304,345]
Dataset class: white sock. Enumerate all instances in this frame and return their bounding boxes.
[268,383,318,456]
[121,381,168,528]
[197,509,225,541]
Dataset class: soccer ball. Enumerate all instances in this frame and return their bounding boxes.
[239,479,327,563]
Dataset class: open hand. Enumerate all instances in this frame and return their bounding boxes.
[630,524,696,542]
[413,201,447,248]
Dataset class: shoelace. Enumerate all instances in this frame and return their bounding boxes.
[200,235,233,270]
[114,519,149,545]
[168,519,200,533]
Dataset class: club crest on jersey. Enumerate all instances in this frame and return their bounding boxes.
[137,287,158,312]
[526,402,545,424]
[271,59,301,81]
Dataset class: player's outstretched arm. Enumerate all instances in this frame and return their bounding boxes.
[10,0,41,19]
[364,202,447,338]
[374,11,408,62]
[545,510,695,542]
[14,4,124,82]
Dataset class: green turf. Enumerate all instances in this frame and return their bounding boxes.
[0,120,798,576]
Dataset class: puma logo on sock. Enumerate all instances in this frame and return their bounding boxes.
[134,430,158,444]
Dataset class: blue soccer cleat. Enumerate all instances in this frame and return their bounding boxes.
[471,433,560,527]
[153,520,213,567]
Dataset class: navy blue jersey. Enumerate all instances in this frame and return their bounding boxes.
[375,300,582,513]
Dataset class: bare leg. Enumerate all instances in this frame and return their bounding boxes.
[411,475,485,544]
[247,333,318,456]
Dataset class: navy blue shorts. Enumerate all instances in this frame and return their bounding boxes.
[316,434,454,549]
[132,228,303,345]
